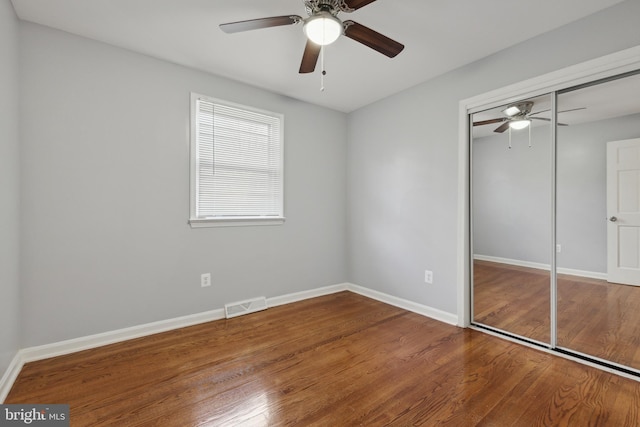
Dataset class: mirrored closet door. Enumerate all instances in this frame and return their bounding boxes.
[556,72,640,371]
[471,94,553,345]
[470,69,640,374]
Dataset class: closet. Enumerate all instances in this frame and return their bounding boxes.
[470,71,640,374]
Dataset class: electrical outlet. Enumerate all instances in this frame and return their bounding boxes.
[424,270,433,284]
[556,244,562,253]
[201,273,211,288]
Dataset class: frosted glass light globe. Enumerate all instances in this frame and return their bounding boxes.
[509,119,531,130]
[303,12,342,46]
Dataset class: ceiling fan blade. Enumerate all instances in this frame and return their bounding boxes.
[343,21,404,58]
[558,107,587,114]
[529,107,587,116]
[530,117,568,126]
[494,122,510,133]
[473,118,507,126]
[299,40,321,74]
[220,15,302,34]
[528,109,549,116]
[344,0,378,10]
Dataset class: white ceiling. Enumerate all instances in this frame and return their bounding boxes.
[10,0,627,112]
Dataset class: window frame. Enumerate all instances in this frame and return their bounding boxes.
[189,93,285,228]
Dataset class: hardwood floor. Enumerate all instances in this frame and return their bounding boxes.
[474,260,640,371]
[7,291,640,426]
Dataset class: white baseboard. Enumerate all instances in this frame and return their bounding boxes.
[267,283,349,308]
[474,254,549,271]
[557,267,608,281]
[0,353,23,403]
[1,282,456,402]
[20,308,227,365]
[347,283,459,326]
[474,254,608,280]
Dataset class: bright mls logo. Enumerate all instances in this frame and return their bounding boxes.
[0,405,69,426]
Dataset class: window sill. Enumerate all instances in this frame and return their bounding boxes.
[189,217,286,228]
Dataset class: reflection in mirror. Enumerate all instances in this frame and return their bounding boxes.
[471,94,552,344]
[556,72,640,370]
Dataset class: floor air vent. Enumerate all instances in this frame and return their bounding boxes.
[224,297,268,319]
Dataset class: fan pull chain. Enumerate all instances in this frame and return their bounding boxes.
[528,123,532,148]
[320,46,326,92]
[508,127,512,149]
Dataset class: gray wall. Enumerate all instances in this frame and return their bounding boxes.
[472,113,640,273]
[347,0,640,315]
[19,23,348,347]
[0,0,20,376]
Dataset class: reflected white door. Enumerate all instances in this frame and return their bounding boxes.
[607,138,640,286]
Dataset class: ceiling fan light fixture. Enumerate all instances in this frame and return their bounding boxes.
[504,106,522,117]
[509,119,531,130]
[303,12,342,46]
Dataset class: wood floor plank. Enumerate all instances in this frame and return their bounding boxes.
[6,291,640,426]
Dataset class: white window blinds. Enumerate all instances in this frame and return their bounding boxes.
[191,94,284,226]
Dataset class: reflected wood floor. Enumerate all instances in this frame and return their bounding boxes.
[7,291,640,426]
[474,260,640,370]
[473,260,551,343]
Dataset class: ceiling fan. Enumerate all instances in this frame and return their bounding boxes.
[473,101,586,133]
[219,0,405,74]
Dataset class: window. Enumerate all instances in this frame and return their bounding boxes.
[190,93,284,227]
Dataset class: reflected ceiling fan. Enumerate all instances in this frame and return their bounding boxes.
[219,0,404,74]
[473,101,586,133]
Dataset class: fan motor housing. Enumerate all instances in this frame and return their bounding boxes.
[504,101,534,117]
[305,0,353,16]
